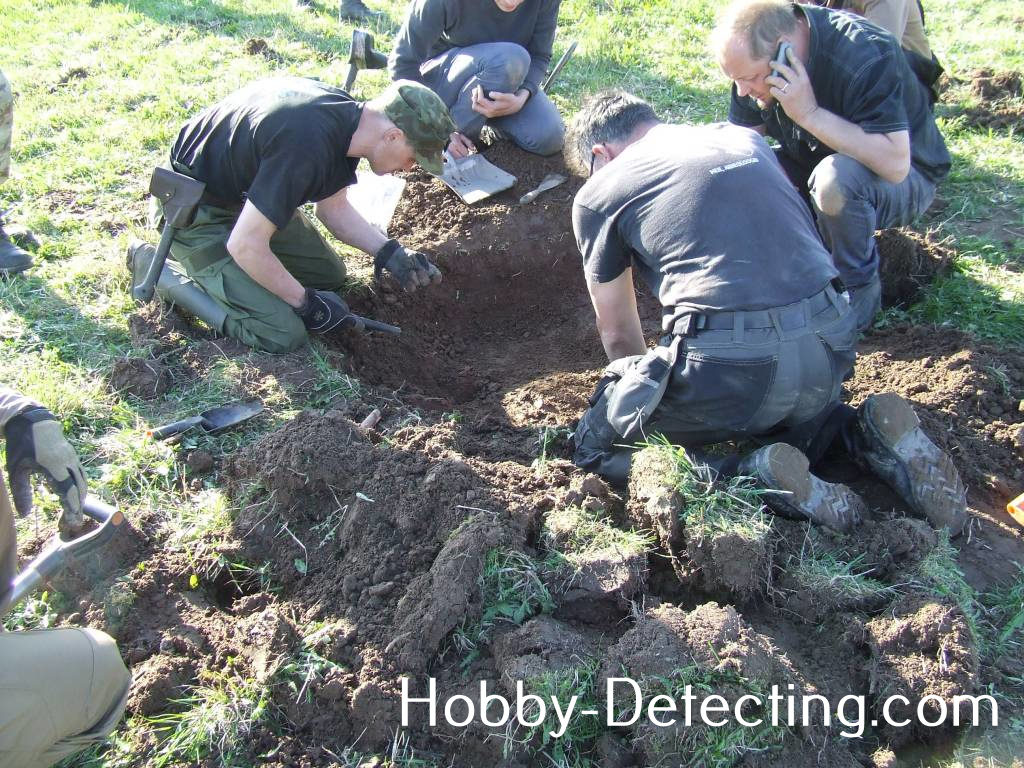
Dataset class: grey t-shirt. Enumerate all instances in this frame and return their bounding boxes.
[388,0,560,96]
[572,123,839,332]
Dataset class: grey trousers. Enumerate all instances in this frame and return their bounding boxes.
[806,153,937,330]
[574,288,858,487]
[420,42,565,156]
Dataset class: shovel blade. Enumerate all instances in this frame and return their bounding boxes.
[437,153,516,205]
[199,400,264,433]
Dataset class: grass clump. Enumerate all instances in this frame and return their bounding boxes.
[790,529,898,605]
[453,548,554,667]
[274,623,346,705]
[660,441,773,543]
[632,665,788,768]
[146,671,270,768]
[542,505,653,571]
[3,589,67,631]
[502,658,602,768]
[912,531,980,637]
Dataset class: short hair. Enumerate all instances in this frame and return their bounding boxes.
[564,90,659,176]
[710,0,799,61]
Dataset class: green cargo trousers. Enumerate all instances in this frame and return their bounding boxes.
[165,203,347,353]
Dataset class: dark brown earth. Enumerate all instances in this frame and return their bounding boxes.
[42,142,1024,766]
[952,69,1024,131]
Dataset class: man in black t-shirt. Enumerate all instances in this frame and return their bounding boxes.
[566,90,967,535]
[712,0,950,331]
[131,77,454,353]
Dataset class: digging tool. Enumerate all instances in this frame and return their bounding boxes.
[519,173,567,205]
[541,40,578,93]
[131,167,206,303]
[0,498,125,615]
[437,151,517,205]
[343,29,388,92]
[148,400,264,441]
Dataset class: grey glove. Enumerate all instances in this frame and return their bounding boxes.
[294,288,365,334]
[4,406,87,529]
[373,239,442,292]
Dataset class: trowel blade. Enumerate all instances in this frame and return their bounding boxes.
[437,153,516,205]
[198,401,264,433]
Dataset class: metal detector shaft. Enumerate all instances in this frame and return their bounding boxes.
[356,315,401,335]
[0,498,125,615]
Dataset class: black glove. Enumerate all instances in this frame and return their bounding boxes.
[294,288,364,334]
[4,406,87,529]
[373,239,442,292]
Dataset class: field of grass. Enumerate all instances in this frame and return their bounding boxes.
[2,0,1023,765]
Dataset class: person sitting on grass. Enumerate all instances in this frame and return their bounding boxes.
[566,89,968,536]
[388,0,565,159]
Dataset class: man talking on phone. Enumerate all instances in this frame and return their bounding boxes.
[712,1,950,331]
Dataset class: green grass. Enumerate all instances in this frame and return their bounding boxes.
[656,439,774,543]
[453,548,554,667]
[504,658,604,768]
[542,504,653,572]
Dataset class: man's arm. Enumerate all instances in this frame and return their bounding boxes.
[226,202,306,308]
[389,0,448,83]
[768,52,911,183]
[587,269,647,362]
[522,0,560,95]
[314,188,388,256]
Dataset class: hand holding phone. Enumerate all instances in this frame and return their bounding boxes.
[765,39,817,123]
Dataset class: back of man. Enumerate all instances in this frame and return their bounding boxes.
[574,121,838,331]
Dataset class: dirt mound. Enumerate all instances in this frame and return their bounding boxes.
[109,356,170,399]
[862,594,980,746]
[969,69,1023,100]
[850,325,1024,510]
[876,228,953,309]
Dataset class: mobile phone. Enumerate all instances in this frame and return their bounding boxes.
[771,41,793,75]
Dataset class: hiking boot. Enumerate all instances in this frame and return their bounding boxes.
[854,393,968,535]
[0,219,32,275]
[339,0,379,21]
[740,443,866,533]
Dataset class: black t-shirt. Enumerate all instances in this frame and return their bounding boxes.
[728,4,950,183]
[171,77,363,229]
[572,123,839,332]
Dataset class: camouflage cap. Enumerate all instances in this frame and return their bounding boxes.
[380,79,455,175]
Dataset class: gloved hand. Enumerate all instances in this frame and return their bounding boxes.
[4,406,87,529]
[294,288,365,334]
[373,239,442,292]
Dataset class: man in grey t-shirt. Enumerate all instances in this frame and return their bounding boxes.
[567,90,967,536]
[388,0,565,158]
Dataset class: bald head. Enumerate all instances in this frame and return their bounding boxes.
[710,0,799,61]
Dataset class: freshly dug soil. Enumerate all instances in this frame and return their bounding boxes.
[876,228,953,309]
[969,69,1023,100]
[78,141,1024,766]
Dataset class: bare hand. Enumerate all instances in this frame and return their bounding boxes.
[766,49,818,126]
[446,131,475,159]
[470,85,529,118]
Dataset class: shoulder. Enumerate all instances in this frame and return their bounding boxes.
[808,5,902,80]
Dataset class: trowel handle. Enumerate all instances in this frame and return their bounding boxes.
[0,498,125,615]
[357,316,402,335]
[149,415,204,440]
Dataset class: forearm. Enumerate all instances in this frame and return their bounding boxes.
[228,242,306,308]
[800,108,910,183]
[0,389,36,431]
[316,202,389,256]
[600,328,647,362]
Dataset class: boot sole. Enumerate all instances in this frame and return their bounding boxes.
[757,444,865,533]
[860,394,968,535]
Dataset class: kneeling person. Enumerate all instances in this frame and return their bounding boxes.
[567,91,967,535]
[133,77,453,354]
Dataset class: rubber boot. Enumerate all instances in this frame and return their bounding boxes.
[851,393,969,536]
[339,0,380,22]
[127,240,228,330]
[0,217,32,275]
[739,443,866,532]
